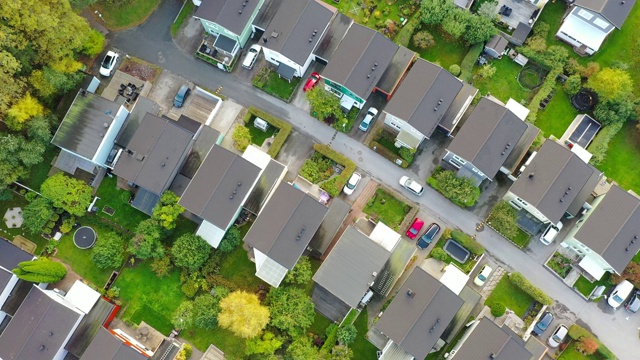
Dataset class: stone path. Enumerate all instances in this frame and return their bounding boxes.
[480,266,506,299]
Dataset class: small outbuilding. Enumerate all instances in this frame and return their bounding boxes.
[484,35,509,59]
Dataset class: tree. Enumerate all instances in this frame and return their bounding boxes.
[564,74,582,97]
[232,125,252,151]
[421,0,454,26]
[91,232,125,269]
[284,256,313,285]
[172,300,194,330]
[463,14,496,45]
[245,331,283,356]
[525,36,547,53]
[449,64,461,77]
[412,31,435,50]
[129,219,165,260]
[580,62,600,79]
[152,191,184,230]
[587,67,634,101]
[478,64,497,79]
[192,291,228,329]
[576,336,599,355]
[306,87,344,123]
[40,172,92,216]
[329,345,352,360]
[0,133,46,190]
[81,29,105,56]
[594,95,638,127]
[431,248,448,262]
[171,233,210,271]
[22,196,54,234]
[266,286,315,337]
[219,226,242,253]
[6,92,45,130]
[285,336,318,360]
[478,0,498,18]
[336,324,357,345]
[533,21,550,38]
[27,115,52,143]
[13,258,66,283]
[151,255,173,278]
[218,291,270,339]
[612,262,640,288]
[442,11,467,39]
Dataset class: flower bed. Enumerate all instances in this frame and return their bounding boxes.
[547,251,572,279]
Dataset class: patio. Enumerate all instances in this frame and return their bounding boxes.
[196,36,237,70]
[496,0,540,30]
[3,207,23,228]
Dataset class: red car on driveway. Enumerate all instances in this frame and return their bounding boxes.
[406,218,425,239]
[303,72,321,92]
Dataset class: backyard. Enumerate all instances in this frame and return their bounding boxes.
[321,0,419,34]
[485,276,534,318]
[558,343,602,360]
[252,68,301,102]
[247,124,277,147]
[0,192,48,254]
[363,188,412,231]
[92,0,162,30]
[94,176,149,233]
[534,85,578,138]
[408,26,469,70]
[471,57,535,105]
[21,146,58,191]
[597,121,640,195]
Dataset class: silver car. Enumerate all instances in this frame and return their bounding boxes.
[547,324,568,348]
[399,176,424,196]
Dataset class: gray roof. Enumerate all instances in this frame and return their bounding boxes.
[80,328,146,360]
[0,239,34,271]
[448,98,529,180]
[569,5,614,34]
[113,113,196,195]
[262,0,335,65]
[313,227,391,308]
[313,13,352,61]
[376,46,415,94]
[0,268,12,293]
[254,0,284,30]
[575,186,640,273]
[308,197,351,256]
[244,183,328,269]
[385,59,463,138]
[52,91,122,160]
[375,267,463,360]
[486,35,509,53]
[439,82,478,133]
[512,22,533,44]
[510,140,601,224]
[0,286,82,360]
[179,145,261,229]
[322,23,398,99]
[243,159,286,215]
[115,96,161,146]
[453,317,532,360]
[65,298,116,358]
[194,0,259,36]
[575,0,636,28]
[502,123,540,174]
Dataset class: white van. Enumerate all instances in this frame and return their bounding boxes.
[608,280,634,308]
[242,45,261,70]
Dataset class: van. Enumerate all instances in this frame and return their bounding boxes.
[608,280,634,309]
[242,45,261,70]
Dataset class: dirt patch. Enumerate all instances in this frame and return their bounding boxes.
[120,56,162,83]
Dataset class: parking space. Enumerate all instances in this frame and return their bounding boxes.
[146,69,193,116]
[347,92,388,143]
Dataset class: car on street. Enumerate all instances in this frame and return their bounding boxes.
[406,218,425,240]
[625,290,640,313]
[399,176,424,196]
[473,264,493,287]
[608,280,634,309]
[242,45,261,70]
[417,223,440,249]
[303,72,321,92]
[358,107,378,132]
[99,51,119,76]
[547,324,568,348]
[540,221,563,245]
[532,311,554,336]
[174,85,191,108]
[343,172,361,196]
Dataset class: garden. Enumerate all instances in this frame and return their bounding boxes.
[427,167,480,208]
[557,324,616,360]
[546,251,573,279]
[306,87,360,133]
[429,228,484,274]
[94,176,149,233]
[369,129,413,168]
[299,144,356,197]
[407,25,469,70]
[573,273,611,299]
[486,201,531,248]
[252,67,302,102]
[0,190,48,254]
[471,57,536,106]
[239,106,292,158]
[363,188,412,231]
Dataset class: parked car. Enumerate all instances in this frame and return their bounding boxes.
[417,223,440,249]
[473,264,493,287]
[609,280,634,309]
[532,311,554,336]
[406,218,425,240]
[358,107,378,132]
[174,85,191,108]
[547,324,568,348]
[303,72,321,92]
[540,221,563,245]
[343,172,362,196]
[99,51,119,76]
[625,290,640,313]
[242,45,261,70]
[399,176,424,196]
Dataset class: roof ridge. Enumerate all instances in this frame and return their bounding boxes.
[404,65,441,126]
[348,25,377,83]
[275,0,311,49]
[399,280,441,345]
[131,117,168,182]
[602,188,640,252]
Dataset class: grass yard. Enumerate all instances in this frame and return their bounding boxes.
[409,26,469,70]
[377,136,402,157]
[472,57,534,105]
[218,246,268,291]
[558,341,602,360]
[247,124,276,147]
[93,0,162,30]
[597,121,640,195]
[485,275,534,318]
[171,0,195,37]
[322,0,418,31]
[94,176,149,233]
[363,188,412,231]
[534,86,578,138]
[0,193,48,254]
[351,308,379,360]
[253,68,301,102]
[183,326,245,359]
[22,145,58,191]
[574,273,612,298]
[512,228,531,248]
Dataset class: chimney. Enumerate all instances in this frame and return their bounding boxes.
[263,37,268,43]
[490,353,496,359]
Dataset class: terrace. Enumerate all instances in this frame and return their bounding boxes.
[496,0,541,30]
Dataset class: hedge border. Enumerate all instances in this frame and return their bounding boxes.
[243,106,292,158]
[509,272,553,305]
[313,144,355,197]
[567,324,615,359]
[460,43,483,82]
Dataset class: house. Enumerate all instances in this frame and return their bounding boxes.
[484,35,509,59]
[111,114,201,215]
[321,23,399,110]
[383,59,473,150]
[0,239,34,325]
[448,317,533,360]
[241,145,288,216]
[504,140,603,234]
[562,185,640,280]
[442,97,534,186]
[79,327,147,360]
[260,0,336,80]
[374,46,416,101]
[244,182,328,287]
[312,12,353,66]
[179,145,262,248]
[556,0,636,55]
[454,0,474,10]
[375,267,464,360]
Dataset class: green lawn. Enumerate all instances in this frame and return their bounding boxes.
[574,273,612,299]
[93,0,162,30]
[94,176,149,233]
[183,326,245,359]
[22,145,58,191]
[534,86,578,138]
[485,276,534,318]
[471,57,534,105]
[321,0,418,32]
[0,193,48,254]
[363,188,412,231]
[253,69,301,101]
[596,121,640,195]
[247,124,276,147]
[558,341,602,360]
[409,26,469,69]
[218,245,268,291]
[171,0,195,37]
[512,228,531,248]
[351,308,379,360]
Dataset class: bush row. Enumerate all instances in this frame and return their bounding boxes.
[568,324,615,359]
[313,144,355,197]
[427,167,480,207]
[587,121,624,166]
[369,141,409,168]
[244,106,292,158]
[450,229,484,255]
[526,67,562,123]
[394,12,421,47]
[460,43,483,82]
[509,272,553,305]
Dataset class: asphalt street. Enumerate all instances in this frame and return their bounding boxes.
[107,2,638,358]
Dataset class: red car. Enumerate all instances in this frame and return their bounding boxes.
[303,72,321,92]
[406,218,425,240]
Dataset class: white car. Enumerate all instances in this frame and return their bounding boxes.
[343,172,362,195]
[358,107,378,132]
[547,324,568,348]
[540,221,563,245]
[608,280,634,309]
[399,176,424,196]
[242,44,261,70]
[99,51,119,76]
[473,264,493,286]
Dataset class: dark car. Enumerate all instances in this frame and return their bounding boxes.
[417,223,440,249]
[174,85,191,108]
[532,311,554,336]
[625,290,640,313]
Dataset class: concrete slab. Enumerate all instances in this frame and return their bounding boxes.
[4,208,23,228]
[147,69,192,116]
[101,70,151,103]
[275,131,315,181]
[211,99,242,136]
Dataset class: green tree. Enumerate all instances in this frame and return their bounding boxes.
[171,233,210,271]
[564,74,582,96]
[150,255,173,278]
[13,258,66,283]
[587,67,633,101]
[336,324,357,345]
[129,219,165,260]
[81,28,105,56]
[266,286,315,337]
[284,256,313,285]
[285,336,318,360]
[0,133,46,190]
[22,196,54,234]
[232,125,252,152]
[421,0,454,25]
[431,248,448,262]
[306,87,344,123]
[478,64,497,79]
[478,1,498,18]
[27,115,52,143]
[40,172,92,216]
[219,226,242,253]
[152,191,184,230]
[449,64,461,77]
[91,232,125,269]
[594,96,638,127]
[442,11,467,39]
[218,291,270,339]
[172,300,194,330]
[412,31,435,50]
[245,331,283,356]
[463,14,496,45]
[192,291,228,329]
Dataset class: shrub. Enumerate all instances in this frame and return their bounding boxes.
[460,43,483,82]
[509,272,553,305]
[336,324,357,345]
[398,147,414,163]
[588,121,624,166]
[313,144,355,198]
[527,67,562,123]
[449,64,461,77]
[576,336,599,355]
[244,107,291,158]
[450,230,484,255]
[427,167,480,207]
[232,126,252,152]
[431,248,448,262]
[395,13,421,47]
[82,29,105,57]
[487,201,519,240]
[219,227,242,253]
[564,74,582,96]
[477,64,496,79]
[412,30,435,50]
[490,302,506,317]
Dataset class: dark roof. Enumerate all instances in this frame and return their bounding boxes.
[313,13,352,61]
[65,298,116,358]
[214,34,237,53]
[0,268,12,293]
[502,123,540,174]
[569,114,600,148]
[244,183,328,269]
[179,126,221,179]
[80,328,146,360]
[322,23,398,99]
[375,267,463,360]
[375,46,415,94]
[194,0,259,36]
[313,227,391,308]
[510,140,601,224]
[276,62,296,81]
[262,0,335,65]
[447,98,528,180]
[575,0,636,28]
[0,239,34,271]
[385,59,463,138]
[512,22,533,44]
[453,317,532,360]
[486,34,508,53]
[115,96,161,146]
[0,286,82,360]
[439,82,478,133]
[113,113,196,195]
[243,160,286,215]
[51,91,122,160]
[179,145,261,229]
[308,197,351,256]
[131,187,160,216]
[253,0,284,30]
[575,186,640,273]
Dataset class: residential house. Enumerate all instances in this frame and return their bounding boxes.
[321,23,399,110]
[79,327,147,360]
[556,0,636,55]
[260,0,336,80]
[374,46,416,101]
[312,12,353,66]
[0,239,34,325]
[375,267,464,360]
[244,182,328,287]
[448,317,533,360]
[240,145,287,216]
[484,35,509,59]
[383,59,474,150]
[562,185,640,281]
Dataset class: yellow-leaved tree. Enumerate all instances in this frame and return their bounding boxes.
[6,93,45,130]
[218,291,270,339]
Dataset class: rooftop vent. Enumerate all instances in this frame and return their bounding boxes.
[309,38,313,42]
[135,153,145,162]
[372,271,377,277]
[406,289,415,298]
[262,36,268,43]
[238,10,242,14]
[161,162,165,167]
[271,31,279,38]
[490,353,496,359]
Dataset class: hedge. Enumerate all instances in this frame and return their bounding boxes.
[526,67,562,123]
[244,106,292,158]
[370,141,409,168]
[588,121,624,166]
[509,272,553,305]
[313,144,355,197]
[427,167,480,207]
[460,43,483,82]
[450,229,484,255]
[394,11,421,47]
[568,324,615,360]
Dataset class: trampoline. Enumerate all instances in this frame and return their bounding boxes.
[74,226,97,249]
[443,239,470,263]
[571,88,598,112]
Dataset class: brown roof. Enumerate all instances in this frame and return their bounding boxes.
[453,317,532,360]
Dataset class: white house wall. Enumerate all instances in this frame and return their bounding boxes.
[196,220,227,248]
[199,20,240,43]
[503,191,549,224]
[93,107,129,166]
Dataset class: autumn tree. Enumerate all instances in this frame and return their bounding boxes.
[245,331,283,356]
[612,262,640,288]
[13,258,67,283]
[232,125,252,152]
[587,67,633,101]
[152,191,184,230]
[576,336,598,355]
[285,336,318,360]
[171,234,210,271]
[284,256,313,285]
[412,31,435,50]
[266,286,315,337]
[91,232,125,269]
[22,196,54,234]
[306,87,344,123]
[6,93,46,131]
[218,291,270,339]
[41,173,92,217]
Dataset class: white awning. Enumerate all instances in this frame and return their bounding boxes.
[440,264,469,295]
[506,99,530,121]
[369,222,401,252]
[65,280,101,314]
[340,95,356,110]
[558,14,608,51]
[579,256,606,281]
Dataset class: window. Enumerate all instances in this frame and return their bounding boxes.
[509,200,523,210]
[578,9,593,20]
[516,197,529,207]
[449,155,466,169]
[594,18,609,29]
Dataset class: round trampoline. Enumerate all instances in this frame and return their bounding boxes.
[74,226,97,249]
[571,88,599,112]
